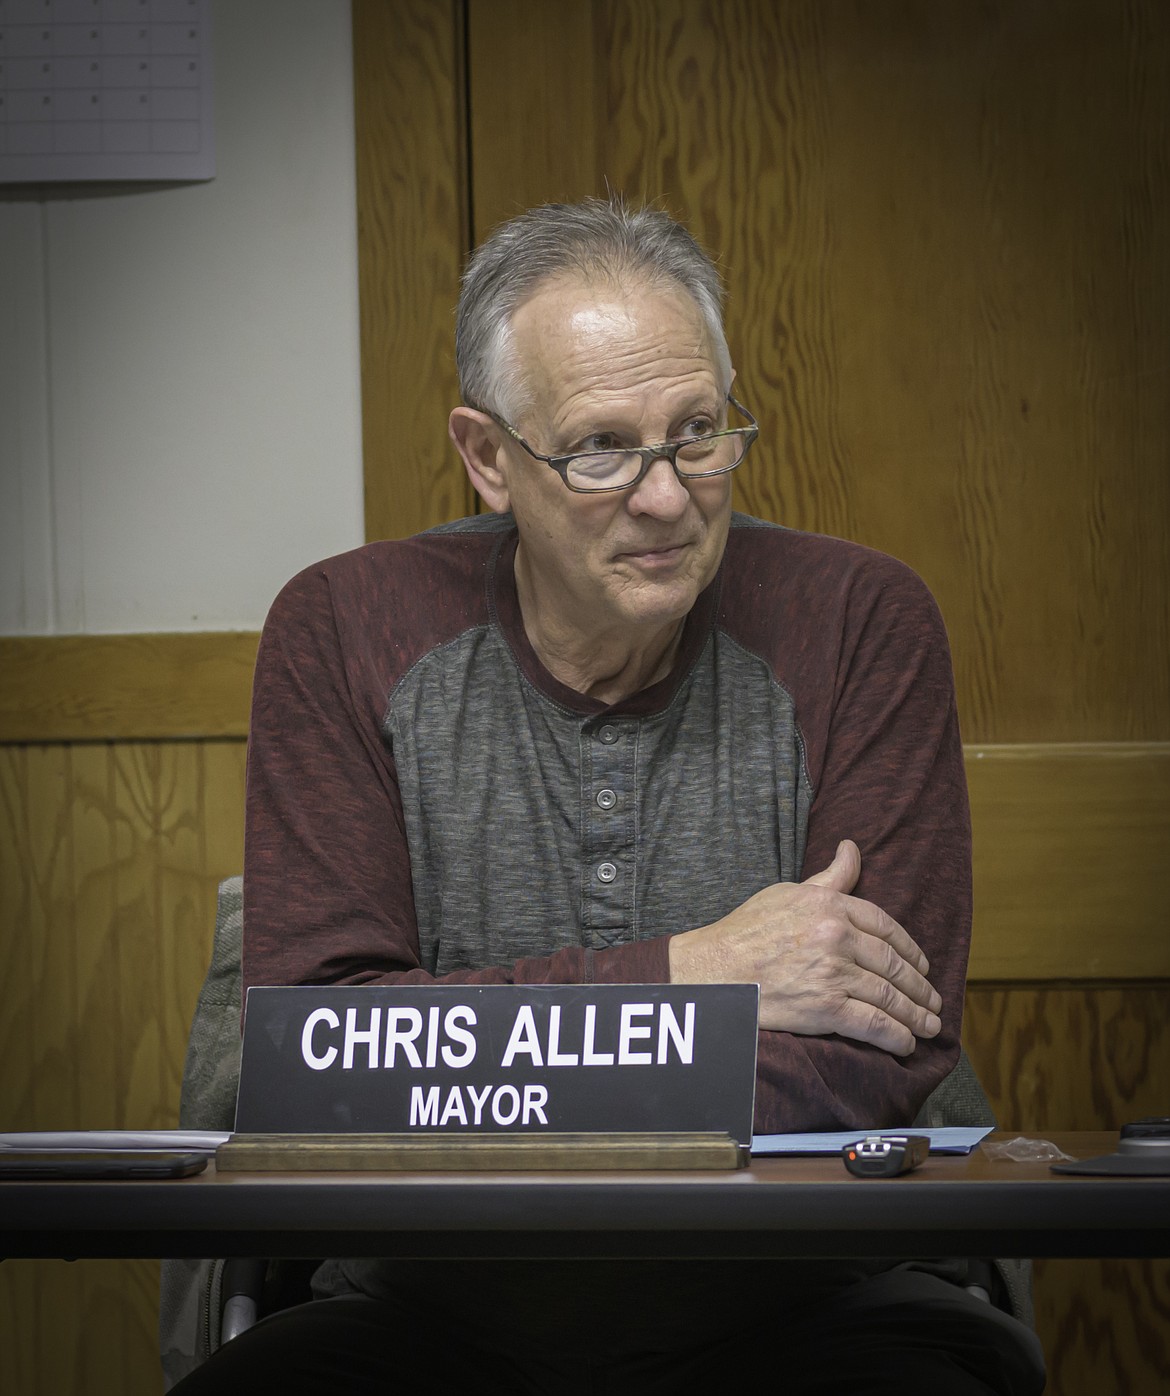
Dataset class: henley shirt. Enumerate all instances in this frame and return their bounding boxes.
[244,510,971,1135]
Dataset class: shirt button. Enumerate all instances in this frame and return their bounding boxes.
[596,788,617,810]
[598,725,619,744]
[597,862,617,883]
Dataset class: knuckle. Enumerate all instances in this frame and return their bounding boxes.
[865,1005,892,1043]
[811,927,844,959]
[811,908,850,948]
[824,993,853,1030]
[874,979,901,1014]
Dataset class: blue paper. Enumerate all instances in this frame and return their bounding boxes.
[750,1126,992,1156]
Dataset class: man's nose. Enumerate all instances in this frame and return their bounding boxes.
[626,455,691,518]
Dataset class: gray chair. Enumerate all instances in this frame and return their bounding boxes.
[160,876,250,1387]
[159,877,1033,1385]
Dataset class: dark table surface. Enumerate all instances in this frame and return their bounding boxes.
[3,1131,1167,1260]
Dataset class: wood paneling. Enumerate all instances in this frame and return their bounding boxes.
[966,744,1170,980]
[466,0,599,229]
[353,0,474,542]
[805,0,1170,747]
[964,984,1170,1392]
[467,0,1170,746]
[964,986,1170,1135]
[0,739,246,1126]
[3,1259,163,1396]
[0,634,258,743]
[1029,1257,1170,1396]
[0,738,246,1396]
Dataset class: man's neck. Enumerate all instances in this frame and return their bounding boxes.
[514,565,685,705]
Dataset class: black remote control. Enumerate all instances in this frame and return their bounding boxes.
[843,1134,930,1177]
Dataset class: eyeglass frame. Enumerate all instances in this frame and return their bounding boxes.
[480,394,760,494]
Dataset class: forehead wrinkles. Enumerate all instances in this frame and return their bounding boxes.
[553,359,718,435]
[511,278,720,429]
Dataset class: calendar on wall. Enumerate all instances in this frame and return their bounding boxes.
[0,0,213,183]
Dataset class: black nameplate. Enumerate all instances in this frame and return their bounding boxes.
[235,984,759,1146]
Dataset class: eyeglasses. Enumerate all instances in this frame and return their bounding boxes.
[486,395,759,493]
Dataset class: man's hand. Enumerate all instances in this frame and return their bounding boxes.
[667,840,942,1056]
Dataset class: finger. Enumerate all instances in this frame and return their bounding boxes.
[801,839,861,895]
[843,958,943,1038]
[832,971,943,1055]
[848,930,942,1016]
[839,894,931,978]
[830,998,917,1056]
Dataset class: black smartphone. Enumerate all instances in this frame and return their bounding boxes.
[0,1150,208,1179]
[843,1134,930,1177]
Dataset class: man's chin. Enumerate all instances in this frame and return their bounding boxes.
[609,575,701,631]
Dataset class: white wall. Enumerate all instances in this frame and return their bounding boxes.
[0,0,364,635]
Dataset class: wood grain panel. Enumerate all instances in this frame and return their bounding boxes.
[0,740,245,1126]
[964,985,1170,1134]
[464,0,1170,745]
[466,0,600,238]
[353,0,474,541]
[1031,1256,1170,1396]
[0,738,245,1396]
[966,744,1170,980]
[965,983,1170,1394]
[0,633,258,743]
[814,0,1170,746]
[2,1259,163,1396]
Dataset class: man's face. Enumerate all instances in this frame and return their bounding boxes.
[496,275,734,643]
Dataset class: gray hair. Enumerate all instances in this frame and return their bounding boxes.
[455,197,732,422]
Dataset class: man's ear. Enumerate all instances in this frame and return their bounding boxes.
[449,407,511,513]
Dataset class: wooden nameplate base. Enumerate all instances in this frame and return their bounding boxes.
[216,1131,748,1172]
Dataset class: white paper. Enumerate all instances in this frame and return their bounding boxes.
[750,1126,993,1156]
[0,1130,229,1153]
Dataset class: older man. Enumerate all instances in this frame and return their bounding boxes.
[176,200,1044,1394]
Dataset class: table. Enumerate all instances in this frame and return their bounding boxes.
[2,1133,1167,1261]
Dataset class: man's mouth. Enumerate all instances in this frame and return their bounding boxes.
[617,542,690,568]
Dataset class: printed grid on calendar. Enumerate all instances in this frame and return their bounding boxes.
[0,0,213,182]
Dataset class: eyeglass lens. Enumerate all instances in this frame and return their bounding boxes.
[565,431,750,491]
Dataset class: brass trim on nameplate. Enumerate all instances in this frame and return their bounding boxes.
[215,1131,748,1172]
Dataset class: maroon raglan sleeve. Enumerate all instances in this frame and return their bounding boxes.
[243,550,669,998]
[242,559,418,995]
[741,537,971,1133]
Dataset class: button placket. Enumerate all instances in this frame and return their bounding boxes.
[581,719,633,942]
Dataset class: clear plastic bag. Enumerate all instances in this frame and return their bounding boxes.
[982,1135,1075,1162]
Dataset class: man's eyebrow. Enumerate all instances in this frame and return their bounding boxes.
[556,399,724,450]
[677,399,723,421]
